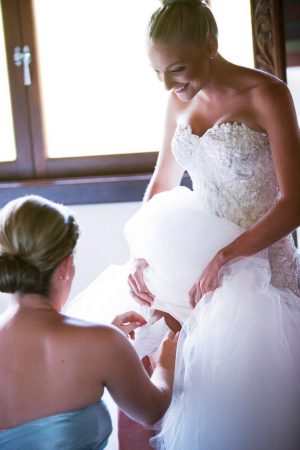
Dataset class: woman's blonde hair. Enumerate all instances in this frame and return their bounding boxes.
[148,0,218,46]
[0,195,79,296]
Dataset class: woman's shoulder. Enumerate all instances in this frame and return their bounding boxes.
[237,65,289,100]
[234,66,299,137]
[53,316,130,367]
[55,315,126,350]
[232,65,293,120]
[60,315,123,338]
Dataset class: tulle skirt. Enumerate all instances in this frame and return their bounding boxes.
[65,187,300,450]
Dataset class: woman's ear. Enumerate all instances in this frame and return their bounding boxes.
[206,35,218,59]
[56,255,74,282]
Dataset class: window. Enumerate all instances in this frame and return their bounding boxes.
[0,0,168,205]
[0,4,16,163]
[210,0,254,69]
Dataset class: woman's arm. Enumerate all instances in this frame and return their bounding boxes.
[190,81,300,305]
[128,94,184,305]
[225,82,300,255]
[99,326,178,426]
[143,93,185,202]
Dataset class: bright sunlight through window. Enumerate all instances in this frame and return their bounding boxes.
[0,3,17,162]
[210,0,254,68]
[33,0,168,158]
[32,0,254,159]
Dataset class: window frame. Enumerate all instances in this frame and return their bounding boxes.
[0,0,159,205]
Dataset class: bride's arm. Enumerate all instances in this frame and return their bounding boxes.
[222,82,300,257]
[143,93,184,202]
[128,94,184,305]
[190,81,300,305]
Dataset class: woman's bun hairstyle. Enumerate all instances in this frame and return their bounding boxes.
[0,195,79,297]
[0,254,52,296]
[148,0,217,46]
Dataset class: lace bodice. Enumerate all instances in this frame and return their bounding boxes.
[172,122,300,296]
[173,122,277,228]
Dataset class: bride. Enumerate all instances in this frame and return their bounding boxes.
[66,0,300,449]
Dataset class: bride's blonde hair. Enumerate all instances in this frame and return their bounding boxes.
[148,0,218,46]
[0,195,79,296]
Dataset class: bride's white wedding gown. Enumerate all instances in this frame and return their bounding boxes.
[65,122,300,450]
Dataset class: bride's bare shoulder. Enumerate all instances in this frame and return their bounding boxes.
[241,66,289,99]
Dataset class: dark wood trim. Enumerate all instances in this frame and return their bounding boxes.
[0,174,150,207]
[0,151,158,181]
[0,173,192,207]
[35,152,158,179]
[1,0,35,178]
[17,0,46,176]
[250,0,287,81]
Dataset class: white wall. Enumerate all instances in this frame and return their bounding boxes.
[69,201,140,299]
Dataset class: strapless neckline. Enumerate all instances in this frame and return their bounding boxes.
[176,121,268,140]
[172,117,276,229]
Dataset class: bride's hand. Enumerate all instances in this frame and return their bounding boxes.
[188,254,224,308]
[128,258,154,307]
[111,311,147,340]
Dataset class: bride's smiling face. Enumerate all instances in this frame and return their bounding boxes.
[148,40,211,101]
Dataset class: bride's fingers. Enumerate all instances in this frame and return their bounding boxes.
[128,278,153,306]
[133,271,154,298]
[189,282,205,307]
[188,285,197,308]
[128,275,138,291]
[195,284,203,304]
[133,292,153,306]
[128,273,154,304]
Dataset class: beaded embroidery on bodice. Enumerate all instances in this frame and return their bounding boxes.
[172,122,300,296]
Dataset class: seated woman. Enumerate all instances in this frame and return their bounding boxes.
[0,195,178,450]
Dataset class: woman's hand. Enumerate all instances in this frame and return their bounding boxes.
[150,330,179,372]
[189,253,225,308]
[112,311,147,340]
[128,258,154,307]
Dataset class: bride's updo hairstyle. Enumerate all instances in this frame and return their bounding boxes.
[148,0,218,46]
[0,195,79,297]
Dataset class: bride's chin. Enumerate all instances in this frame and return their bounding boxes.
[174,87,199,102]
[174,91,194,102]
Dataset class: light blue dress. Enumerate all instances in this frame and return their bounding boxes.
[0,400,112,450]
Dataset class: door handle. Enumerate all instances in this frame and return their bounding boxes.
[13,45,32,86]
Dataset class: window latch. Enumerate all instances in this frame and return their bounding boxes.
[13,45,32,86]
